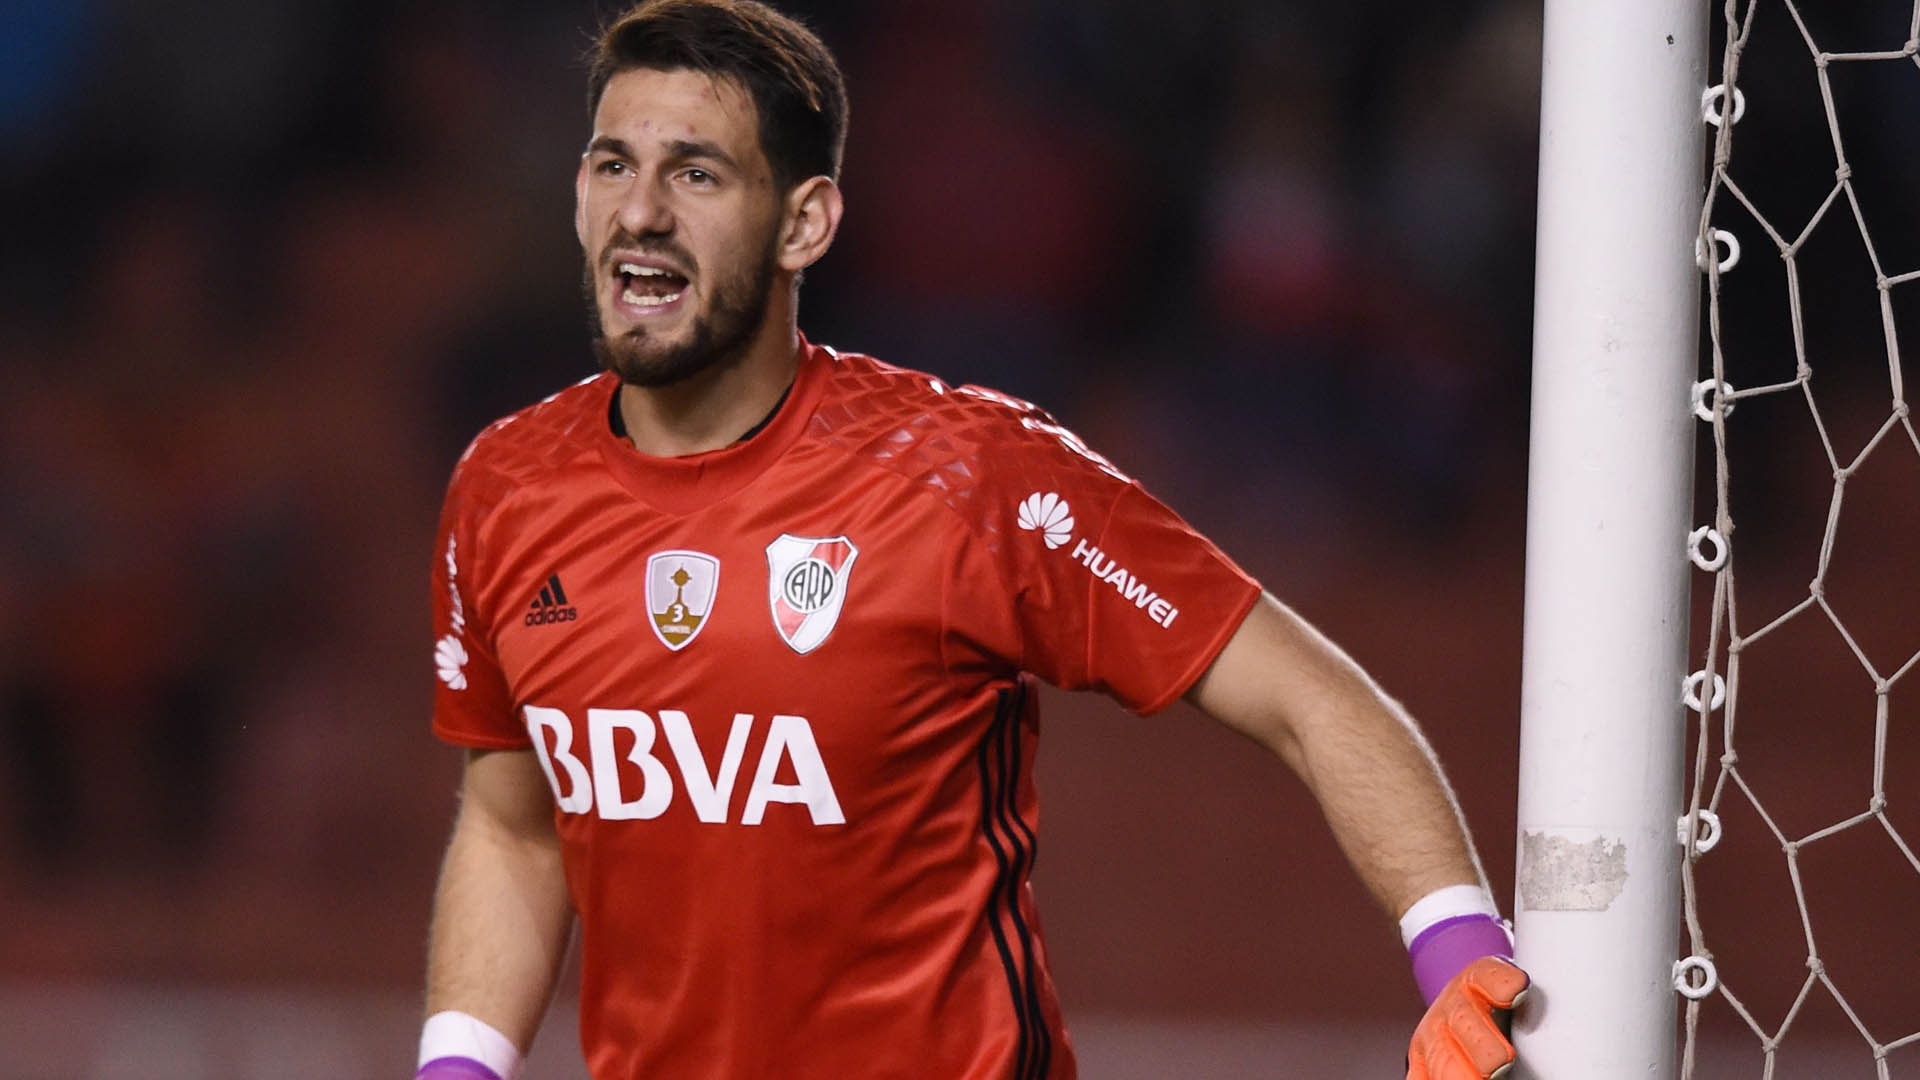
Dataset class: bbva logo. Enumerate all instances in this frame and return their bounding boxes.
[524,706,844,826]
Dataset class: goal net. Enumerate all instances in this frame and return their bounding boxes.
[1682,2,1920,1077]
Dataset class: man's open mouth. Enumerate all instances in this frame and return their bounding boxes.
[616,262,689,308]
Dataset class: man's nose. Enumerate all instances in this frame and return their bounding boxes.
[616,177,675,235]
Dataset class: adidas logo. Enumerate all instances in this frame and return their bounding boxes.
[525,573,580,626]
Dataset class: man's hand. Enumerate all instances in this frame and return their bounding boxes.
[1406,955,1530,1080]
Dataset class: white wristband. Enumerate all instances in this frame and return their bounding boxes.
[418,1010,525,1080]
[1398,884,1502,948]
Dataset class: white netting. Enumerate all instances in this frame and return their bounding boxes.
[1685,2,1920,1077]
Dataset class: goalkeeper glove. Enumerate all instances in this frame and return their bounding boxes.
[1406,955,1530,1080]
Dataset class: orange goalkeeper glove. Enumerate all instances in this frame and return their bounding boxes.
[1406,955,1530,1080]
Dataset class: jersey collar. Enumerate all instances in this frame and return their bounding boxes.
[594,335,835,516]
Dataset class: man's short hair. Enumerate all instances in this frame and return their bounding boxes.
[588,0,848,191]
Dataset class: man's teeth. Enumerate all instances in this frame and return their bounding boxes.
[616,262,684,307]
[623,288,683,307]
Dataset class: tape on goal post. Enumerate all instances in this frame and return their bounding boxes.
[1683,2,1920,1077]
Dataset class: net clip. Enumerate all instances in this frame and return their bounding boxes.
[1687,526,1728,571]
[1695,229,1742,273]
[1701,85,1746,128]
[1683,670,1727,714]
[1677,808,1722,853]
[1691,379,1737,421]
[1674,955,1719,1000]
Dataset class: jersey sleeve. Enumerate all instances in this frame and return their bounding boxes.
[1071,482,1262,712]
[428,451,527,749]
[958,391,1262,714]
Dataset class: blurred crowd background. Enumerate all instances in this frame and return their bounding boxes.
[0,0,1914,1075]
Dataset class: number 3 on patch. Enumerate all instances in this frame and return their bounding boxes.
[765,534,858,655]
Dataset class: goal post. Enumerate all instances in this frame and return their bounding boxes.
[1513,1,1708,1077]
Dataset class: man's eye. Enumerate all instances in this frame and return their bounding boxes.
[595,160,628,176]
[682,168,715,185]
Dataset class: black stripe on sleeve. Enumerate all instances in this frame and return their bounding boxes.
[993,680,1051,1080]
[976,690,1033,1077]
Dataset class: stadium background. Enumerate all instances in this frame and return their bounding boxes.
[0,0,1913,1076]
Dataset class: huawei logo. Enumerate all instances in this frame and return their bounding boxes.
[435,634,469,690]
[1017,492,1074,550]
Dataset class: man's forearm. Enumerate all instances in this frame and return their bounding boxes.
[1284,669,1487,920]
[1187,593,1488,920]
[425,803,574,1052]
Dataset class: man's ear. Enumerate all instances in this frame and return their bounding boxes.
[776,176,844,274]
[574,156,591,248]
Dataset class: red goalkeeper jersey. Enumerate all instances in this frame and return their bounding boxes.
[429,339,1260,1080]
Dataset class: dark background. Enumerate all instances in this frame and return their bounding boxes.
[0,0,1913,1075]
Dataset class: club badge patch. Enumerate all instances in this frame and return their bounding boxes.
[646,550,720,652]
[765,534,859,654]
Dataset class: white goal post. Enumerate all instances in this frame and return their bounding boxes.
[1513,1,1708,1077]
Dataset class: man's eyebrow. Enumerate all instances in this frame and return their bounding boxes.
[584,135,740,173]
[586,135,633,158]
[664,138,739,171]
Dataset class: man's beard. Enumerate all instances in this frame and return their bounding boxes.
[587,235,778,389]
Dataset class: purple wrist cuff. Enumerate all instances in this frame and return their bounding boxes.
[417,1058,504,1080]
[1409,913,1514,1004]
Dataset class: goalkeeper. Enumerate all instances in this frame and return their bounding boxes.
[416,1,1529,1077]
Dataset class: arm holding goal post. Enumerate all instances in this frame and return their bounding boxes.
[1185,594,1528,1079]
